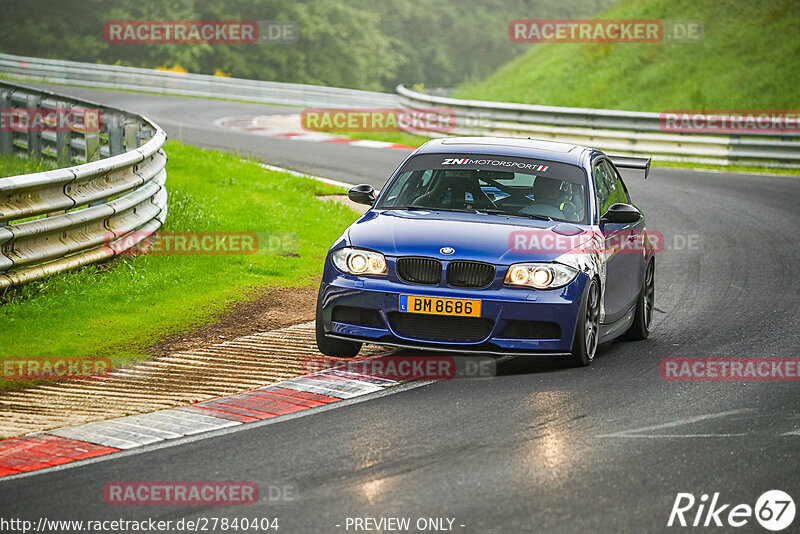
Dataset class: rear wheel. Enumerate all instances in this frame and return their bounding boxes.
[315,290,362,357]
[621,260,654,341]
[569,278,600,367]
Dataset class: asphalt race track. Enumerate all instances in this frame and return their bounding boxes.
[23,84,409,186]
[2,86,799,533]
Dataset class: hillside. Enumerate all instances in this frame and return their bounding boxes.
[455,0,800,111]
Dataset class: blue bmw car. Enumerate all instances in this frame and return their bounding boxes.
[316,137,655,366]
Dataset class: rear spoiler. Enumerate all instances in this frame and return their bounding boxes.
[609,156,651,179]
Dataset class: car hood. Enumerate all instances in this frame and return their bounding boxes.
[346,209,594,264]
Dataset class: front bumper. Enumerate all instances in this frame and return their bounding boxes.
[319,268,589,354]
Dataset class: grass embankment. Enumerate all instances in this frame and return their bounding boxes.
[455,0,800,111]
[0,140,358,390]
[317,0,800,175]
[0,153,56,177]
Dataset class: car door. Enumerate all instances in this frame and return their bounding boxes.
[608,161,647,310]
[592,157,628,324]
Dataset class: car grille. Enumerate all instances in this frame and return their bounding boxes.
[396,257,442,285]
[446,261,496,288]
[388,312,493,343]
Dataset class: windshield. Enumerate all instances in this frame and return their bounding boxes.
[377,153,589,224]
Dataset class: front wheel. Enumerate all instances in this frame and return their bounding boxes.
[569,278,600,367]
[621,260,654,341]
[315,290,362,357]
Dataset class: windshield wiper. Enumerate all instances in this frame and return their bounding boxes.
[473,208,555,221]
[383,206,478,212]
[381,206,555,222]
[514,213,554,221]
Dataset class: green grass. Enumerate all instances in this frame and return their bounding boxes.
[455,0,800,111]
[0,140,358,390]
[0,152,56,177]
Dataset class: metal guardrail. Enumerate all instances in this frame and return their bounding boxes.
[3,53,796,168]
[397,85,800,169]
[0,53,398,109]
[0,81,167,289]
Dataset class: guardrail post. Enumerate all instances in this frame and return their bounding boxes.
[26,94,42,159]
[107,114,124,156]
[55,101,71,166]
[0,90,12,154]
[124,119,140,149]
[83,108,100,162]
[137,128,154,147]
[87,110,116,208]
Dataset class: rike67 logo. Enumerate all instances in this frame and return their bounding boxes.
[668,490,795,531]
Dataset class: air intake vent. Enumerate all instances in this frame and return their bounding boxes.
[499,320,561,340]
[446,261,495,288]
[396,257,442,285]
[331,306,383,328]
[389,313,493,343]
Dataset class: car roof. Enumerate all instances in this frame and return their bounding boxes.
[414,137,594,166]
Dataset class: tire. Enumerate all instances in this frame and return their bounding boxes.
[621,259,654,341]
[569,278,600,367]
[315,289,362,357]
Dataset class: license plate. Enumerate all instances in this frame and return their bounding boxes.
[398,295,482,317]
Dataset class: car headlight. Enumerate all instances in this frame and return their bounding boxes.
[504,263,578,289]
[332,247,387,276]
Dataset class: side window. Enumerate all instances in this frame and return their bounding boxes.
[592,161,611,216]
[594,159,629,216]
[600,160,621,206]
[605,161,630,203]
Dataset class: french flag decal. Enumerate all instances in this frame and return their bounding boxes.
[536,165,549,172]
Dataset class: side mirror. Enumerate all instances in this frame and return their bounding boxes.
[601,203,642,224]
[348,184,376,206]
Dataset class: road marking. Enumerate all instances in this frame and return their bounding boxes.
[0,434,119,477]
[214,114,415,150]
[596,409,754,438]
[0,380,431,482]
[0,343,433,480]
